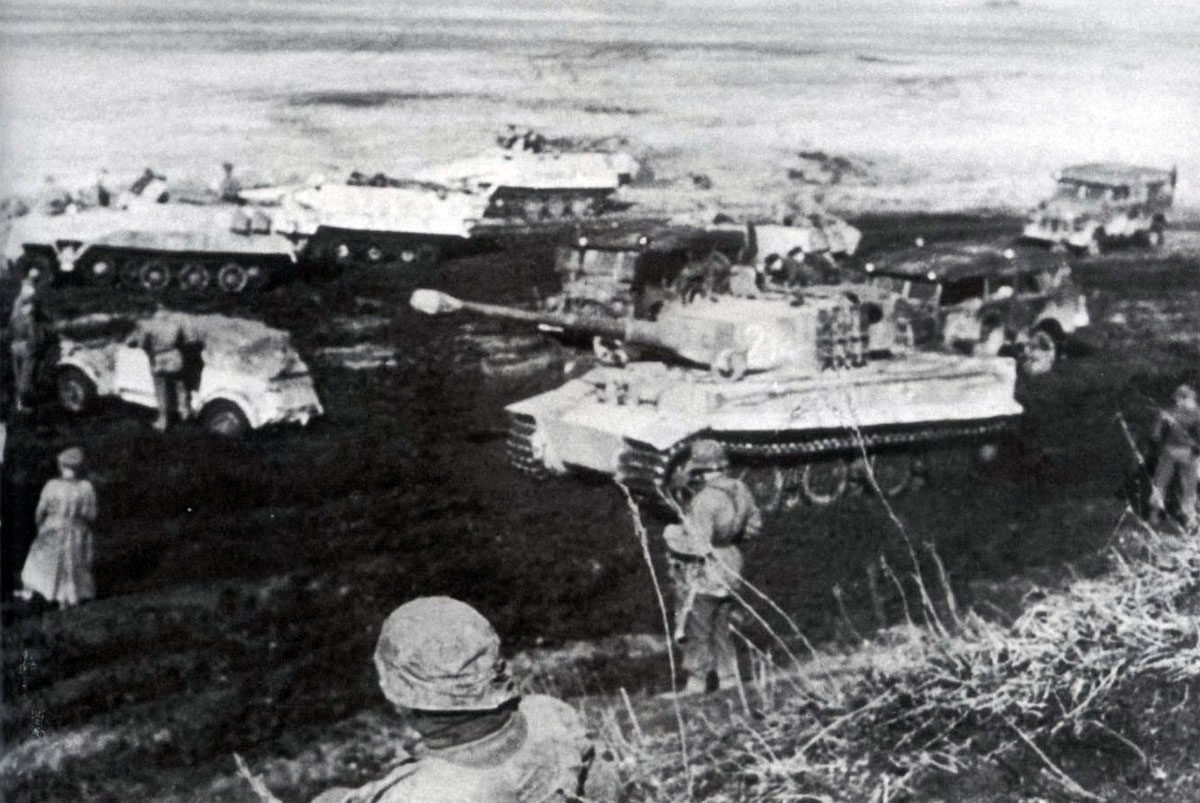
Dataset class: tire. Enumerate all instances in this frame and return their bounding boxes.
[200,399,250,437]
[139,259,173,291]
[56,366,97,413]
[1022,328,1058,376]
[976,322,1006,357]
[800,459,850,506]
[177,262,211,292]
[216,262,249,294]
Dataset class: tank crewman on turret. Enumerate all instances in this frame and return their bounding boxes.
[665,439,762,696]
[1149,383,1200,529]
[132,314,198,432]
[307,596,620,803]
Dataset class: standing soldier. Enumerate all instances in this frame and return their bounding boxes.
[9,285,43,413]
[218,162,242,203]
[134,315,192,432]
[303,596,620,803]
[1149,383,1200,529]
[664,439,762,696]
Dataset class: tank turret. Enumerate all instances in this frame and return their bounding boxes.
[411,287,873,379]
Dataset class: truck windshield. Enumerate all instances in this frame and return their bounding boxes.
[577,249,638,281]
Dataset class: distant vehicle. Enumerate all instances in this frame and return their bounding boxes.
[4,203,307,293]
[242,179,494,268]
[55,312,323,436]
[862,243,1090,374]
[413,144,631,221]
[1022,163,1177,255]
[551,218,861,318]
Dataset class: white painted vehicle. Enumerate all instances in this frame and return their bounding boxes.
[1022,163,1176,255]
[55,313,323,436]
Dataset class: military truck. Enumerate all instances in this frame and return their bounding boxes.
[1022,163,1177,254]
[412,288,1022,511]
[550,217,862,319]
[861,244,1089,374]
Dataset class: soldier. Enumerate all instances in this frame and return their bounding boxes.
[133,315,195,432]
[218,162,242,203]
[308,596,620,803]
[665,439,762,695]
[9,287,42,413]
[1149,383,1200,529]
[35,176,72,215]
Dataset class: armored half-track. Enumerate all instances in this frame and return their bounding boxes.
[411,288,1023,512]
[413,147,627,222]
[4,203,307,294]
[250,179,494,268]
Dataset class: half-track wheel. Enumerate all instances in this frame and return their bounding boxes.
[216,262,250,294]
[139,259,173,291]
[177,262,211,292]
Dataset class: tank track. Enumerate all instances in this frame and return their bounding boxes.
[505,411,550,478]
[616,417,1018,505]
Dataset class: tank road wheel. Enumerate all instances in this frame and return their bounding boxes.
[1146,227,1164,248]
[569,197,596,218]
[81,252,119,285]
[119,259,143,287]
[216,262,250,294]
[779,467,808,511]
[177,261,211,292]
[139,258,173,291]
[1086,229,1107,257]
[200,400,251,437]
[523,198,547,220]
[397,244,440,267]
[1022,328,1058,376]
[332,242,354,266]
[546,196,568,220]
[733,465,783,513]
[56,366,97,414]
[866,453,914,498]
[800,459,850,506]
[365,245,387,264]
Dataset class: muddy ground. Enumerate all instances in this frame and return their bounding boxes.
[3,216,1200,801]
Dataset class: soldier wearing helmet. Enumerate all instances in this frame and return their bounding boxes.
[309,596,620,803]
[665,439,762,696]
[1149,383,1200,529]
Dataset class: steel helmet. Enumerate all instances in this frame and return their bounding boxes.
[685,439,729,474]
[374,596,518,712]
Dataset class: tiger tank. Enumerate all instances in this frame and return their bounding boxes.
[411,287,1024,511]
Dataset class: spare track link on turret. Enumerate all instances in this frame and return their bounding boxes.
[614,417,1019,503]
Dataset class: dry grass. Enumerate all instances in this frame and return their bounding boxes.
[607,514,1200,802]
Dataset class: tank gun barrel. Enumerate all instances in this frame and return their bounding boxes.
[410,289,672,350]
